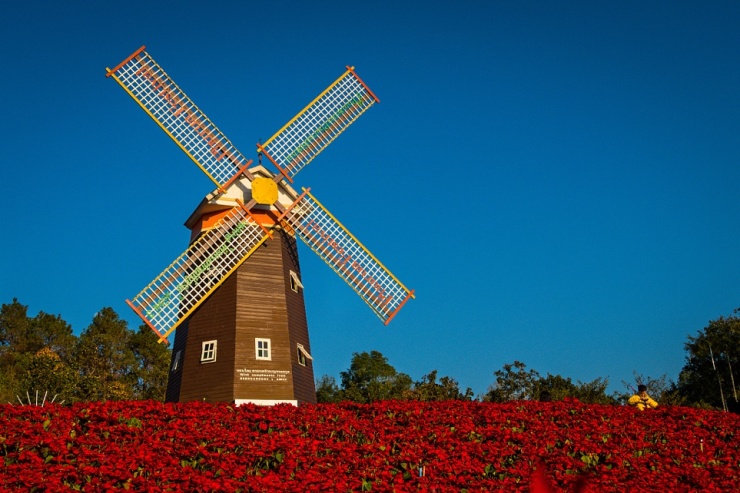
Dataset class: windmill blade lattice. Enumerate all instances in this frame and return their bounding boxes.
[106,46,247,187]
[108,46,412,344]
[126,206,268,342]
[258,67,379,181]
[285,190,414,325]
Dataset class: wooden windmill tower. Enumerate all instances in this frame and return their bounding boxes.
[106,46,414,405]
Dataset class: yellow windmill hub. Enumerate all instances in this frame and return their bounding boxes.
[251,176,279,205]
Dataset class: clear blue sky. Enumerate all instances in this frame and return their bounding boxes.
[2,1,739,397]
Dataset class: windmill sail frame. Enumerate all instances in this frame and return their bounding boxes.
[107,46,412,344]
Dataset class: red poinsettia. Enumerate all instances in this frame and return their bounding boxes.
[1,399,738,491]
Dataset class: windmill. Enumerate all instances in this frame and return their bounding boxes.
[106,46,414,405]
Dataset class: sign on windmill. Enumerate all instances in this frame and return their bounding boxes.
[106,46,414,405]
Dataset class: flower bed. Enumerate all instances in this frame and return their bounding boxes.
[1,399,738,491]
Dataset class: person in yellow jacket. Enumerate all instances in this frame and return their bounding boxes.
[628,384,658,410]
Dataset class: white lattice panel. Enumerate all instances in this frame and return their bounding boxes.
[259,68,378,179]
[107,49,247,186]
[286,190,413,324]
[127,207,268,339]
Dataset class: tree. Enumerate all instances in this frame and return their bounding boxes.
[408,370,474,401]
[29,312,76,360]
[484,361,540,402]
[533,373,575,402]
[315,375,342,403]
[0,299,77,403]
[676,312,740,410]
[567,376,617,405]
[74,308,138,401]
[0,299,75,357]
[18,347,78,404]
[340,351,412,403]
[130,325,171,401]
[0,299,31,353]
[0,299,31,402]
[1,300,171,403]
[485,361,618,404]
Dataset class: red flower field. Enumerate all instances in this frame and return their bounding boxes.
[1,399,738,492]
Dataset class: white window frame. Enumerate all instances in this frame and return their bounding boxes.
[296,343,313,366]
[289,270,303,292]
[171,350,181,372]
[255,338,271,361]
[201,340,217,363]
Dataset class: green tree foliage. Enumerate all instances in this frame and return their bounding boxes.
[317,354,473,403]
[0,299,76,356]
[0,299,171,404]
[0,299,29,402]
[676,312,740,411]
[0,299,77,403]
[30,312,77,360]
[19,348,78,404]
[0,299,31,353]
[534,374,572,402]
[5,296,739,410]
[407,370,474,402]
[484,361,618,404]
[485,361,540,402]
[340,350,413,403]
[130,325,171,401]
[315,375,342,403]
[74,308,139,401]
[564,376,617,405]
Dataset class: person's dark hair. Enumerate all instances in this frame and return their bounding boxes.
[637,384,647,392]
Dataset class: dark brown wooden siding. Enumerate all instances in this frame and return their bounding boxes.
[233,231,302,402]
[164,321,187,402]
[166,227,317,404]
[281,231,316,404]
[174,273,238,403]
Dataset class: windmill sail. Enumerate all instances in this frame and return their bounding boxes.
[127,207,268,341]
[285,189,414,325]
[106,47,248,187]
[258,67,379,181]
[108,47,413,343]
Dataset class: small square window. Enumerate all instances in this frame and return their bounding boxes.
[296,343,313,366]
[172,350,181,372]
[256,338,271,360]
[201,340,217,363]
[289,270,303,293]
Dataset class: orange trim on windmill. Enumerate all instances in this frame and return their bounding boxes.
[189,209,235,240]
[235,198,274,237]
[106,45,146,77]
[384,290,415,326]
[346,65,380,103]
[217,159,253,194]
[257,145,294,183]
[291,218,397,318]
[274,189,311,222]
[126,299,169,345]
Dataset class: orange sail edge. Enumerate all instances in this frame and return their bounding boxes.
[257,145,294,183]
[217,160,254,194]
[125,299,169,345]
[235,198,274,238]
[383,289,415,326]
[346,65,380,104]
[106,45,146,77]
